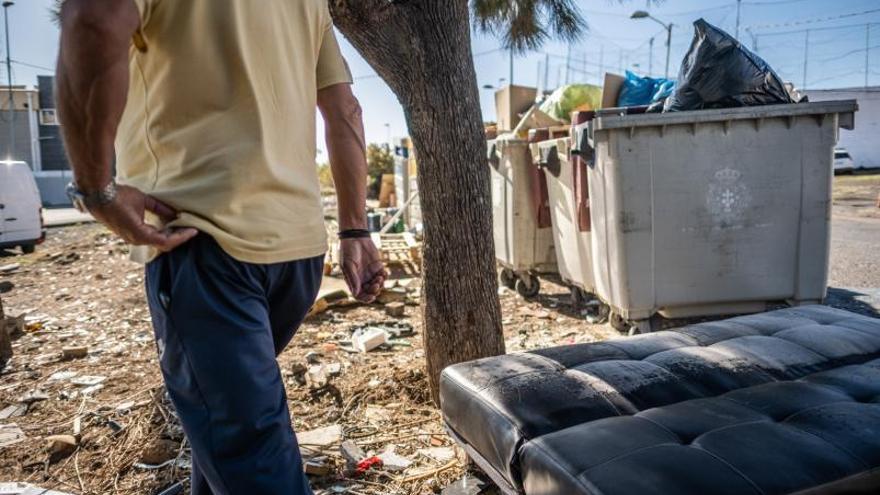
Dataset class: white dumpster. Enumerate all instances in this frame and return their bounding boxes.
[489,137,557,297]
[531,135,597,304]
[577,100,858,332]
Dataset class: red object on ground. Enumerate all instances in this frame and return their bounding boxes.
[355,456,383,476]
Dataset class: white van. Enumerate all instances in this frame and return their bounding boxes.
[0,160,44,254]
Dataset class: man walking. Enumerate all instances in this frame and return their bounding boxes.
[56,0,385,493]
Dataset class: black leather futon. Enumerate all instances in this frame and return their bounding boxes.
[440,306,880,495]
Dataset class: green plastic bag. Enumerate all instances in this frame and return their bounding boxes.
[539,84,603,121]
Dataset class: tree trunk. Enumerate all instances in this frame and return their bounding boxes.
[331,0,505,404]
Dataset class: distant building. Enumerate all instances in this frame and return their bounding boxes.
[808,87,880,170]
[0,76,74,206]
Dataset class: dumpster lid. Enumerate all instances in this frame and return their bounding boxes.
[589,100,858,132]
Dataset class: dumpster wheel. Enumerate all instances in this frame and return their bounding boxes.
[610,312,662,335]
[515,273,541,299]
[499,268,517,290]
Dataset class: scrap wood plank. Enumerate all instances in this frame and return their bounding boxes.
[372,233,421,274]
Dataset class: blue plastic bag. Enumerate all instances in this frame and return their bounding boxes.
[617,71,676,107]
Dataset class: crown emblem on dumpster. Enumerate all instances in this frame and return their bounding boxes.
[707,167,751,226]
[714,168,741,183]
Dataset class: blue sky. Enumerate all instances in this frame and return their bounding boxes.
[6,0,880,150]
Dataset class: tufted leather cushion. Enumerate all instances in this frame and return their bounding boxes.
[440,306,880,495]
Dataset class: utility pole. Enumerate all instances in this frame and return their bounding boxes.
[735,0,743,40]
[509,49,514,86]
[866,24,872,88]
[618,49,623,73]
[803,29,810,90]
[3,1,13,160]
[599,45,604,79]
[536,60,542,92]
[648,37,655,77]
[565,43,572,85]
[543,52,549,91]
[664,23,673,79]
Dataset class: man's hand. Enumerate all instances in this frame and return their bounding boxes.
[339,237,387,303]
[90,185,198,253]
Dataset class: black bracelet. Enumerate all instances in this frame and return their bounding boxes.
[338,229,372,239]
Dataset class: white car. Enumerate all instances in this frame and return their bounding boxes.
[833,148,855,175]
[0,160,45,254]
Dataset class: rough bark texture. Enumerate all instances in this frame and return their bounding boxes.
[330,0,505,404]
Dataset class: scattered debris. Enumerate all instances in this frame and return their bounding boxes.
[385,301,406,317]
[419,447,456,463]
[18,390,49,406]
[303,457,331,476]
[378,445,413,472]
[49,371,78,381]
[0,404,27,420]
[376,288,407,305]
[0,423,25,448]
[46,434,78,462]
[70,375,106,386]
[340,440,366,474]
[0,264,20,274]
[441,474,493,495]
[351,327,388,353]
[0,482,73,495]
[61,346,88,360]
[298,424,342,449]
[354,455,383,476]
[154,482,184,495]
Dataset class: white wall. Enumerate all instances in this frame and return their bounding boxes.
[808,87,880,170]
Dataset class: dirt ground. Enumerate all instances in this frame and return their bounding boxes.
[0,172,877,495]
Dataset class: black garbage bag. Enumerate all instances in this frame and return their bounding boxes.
[664,19,794,112]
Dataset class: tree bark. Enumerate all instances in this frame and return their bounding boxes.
[331,0,505,404]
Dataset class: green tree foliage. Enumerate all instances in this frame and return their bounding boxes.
[366,143,394,180]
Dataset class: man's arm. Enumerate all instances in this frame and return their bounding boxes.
[318,84,386,302]
[56,0,196,251]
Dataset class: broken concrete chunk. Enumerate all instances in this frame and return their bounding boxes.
[0,404,27,420]
[378,446,413,472]
[61,347,88,360]
[351,327,388,353]
[0,423,25,448]
[70,375,106,386]
[18,391,49,406]
[441,475,492,495]
[376,288,407,305]
[297,424,342,448]
[303,457,331,476]
[305,365,328,389]
[340,440,366,473]
[419,447,456,463]
[385,302,406,317]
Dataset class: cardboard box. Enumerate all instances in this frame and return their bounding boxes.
[495,85,537,131]
[601,73,626,109]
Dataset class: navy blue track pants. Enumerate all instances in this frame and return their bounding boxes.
[145,234,323,495]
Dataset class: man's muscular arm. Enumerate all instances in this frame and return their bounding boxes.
[318,84,386,302]
[56,0,196,251]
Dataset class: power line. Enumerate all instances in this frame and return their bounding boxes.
[11,59,54,72]
[746,7,880,31]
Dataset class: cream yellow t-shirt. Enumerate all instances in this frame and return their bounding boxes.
[116,0,352,264]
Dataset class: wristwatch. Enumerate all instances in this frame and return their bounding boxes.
[67,180,118,213]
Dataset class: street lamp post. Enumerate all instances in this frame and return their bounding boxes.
[2,1,14,159]
[631,10,673,79]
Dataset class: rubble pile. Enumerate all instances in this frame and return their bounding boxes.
[0,225,614,494]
